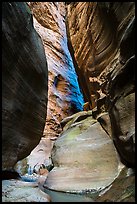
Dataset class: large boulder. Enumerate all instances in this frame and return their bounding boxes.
[2,2,48,171]
[44,111,124,193]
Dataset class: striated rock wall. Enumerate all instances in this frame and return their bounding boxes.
[2,2,48,171]
[66,2,135,108]
[2,1,135,173]
[66,2,135,167]
[45,111,123,193]
[29,2,84,138]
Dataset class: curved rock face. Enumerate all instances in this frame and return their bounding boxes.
[44,111,123,193]
[108,57,135,167]
[66,2,135,107]
[28,2,84,138]
[66,2,135,167]
[2,2,48,171]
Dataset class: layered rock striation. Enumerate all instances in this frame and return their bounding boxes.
[66,2,135,167]
[44,111,123,193]
[2,2,48,171]
[66,2,135,107]
[29,2,84,138]
[2,3,135,198]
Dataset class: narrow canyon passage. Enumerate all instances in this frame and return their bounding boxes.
[2,2,135,202]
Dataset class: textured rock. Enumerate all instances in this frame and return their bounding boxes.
[15,137,54,176]
[108,57,135,167]
[28,2,84,138]
[44,112,123,192]
[96,112,112,138]
[66,2,135,167]
[2,2,135,201]
[66,2,135,107]
[2,2,48,171]
[2,179,51,202]
[60,110,92,130]
[95,167,135,202]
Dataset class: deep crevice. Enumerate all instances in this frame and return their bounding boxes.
[65,5,93,107]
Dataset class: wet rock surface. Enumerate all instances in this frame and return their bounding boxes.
[2,179,51,202]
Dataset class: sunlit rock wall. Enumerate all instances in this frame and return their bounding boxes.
[66,2,135,167]
[2,2,48,170]
[67,2,135,107]
[28,2,84,138]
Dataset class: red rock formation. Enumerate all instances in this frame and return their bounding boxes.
[66,2,135,167]
[2,2,48,171]
[2,1,135,173]
[29,2,84,138]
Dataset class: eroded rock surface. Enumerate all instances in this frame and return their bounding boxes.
[2,180,51,202]
[108,57,135,167]
[29,2,84,138]
[66,2,135,168]
[2,2,135,202]
[44,111,124,193]
[15,137,54,178]
[66,2,135,107]
[95,167,135,202]
[2,2,48,171]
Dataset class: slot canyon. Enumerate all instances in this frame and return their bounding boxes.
[2,2,135,202]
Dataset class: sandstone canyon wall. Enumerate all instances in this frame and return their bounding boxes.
[2,1,135,173]
[2,2,48,171]
[28,2,84,138]
[2,2,135,202]
[66,2,135,167]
